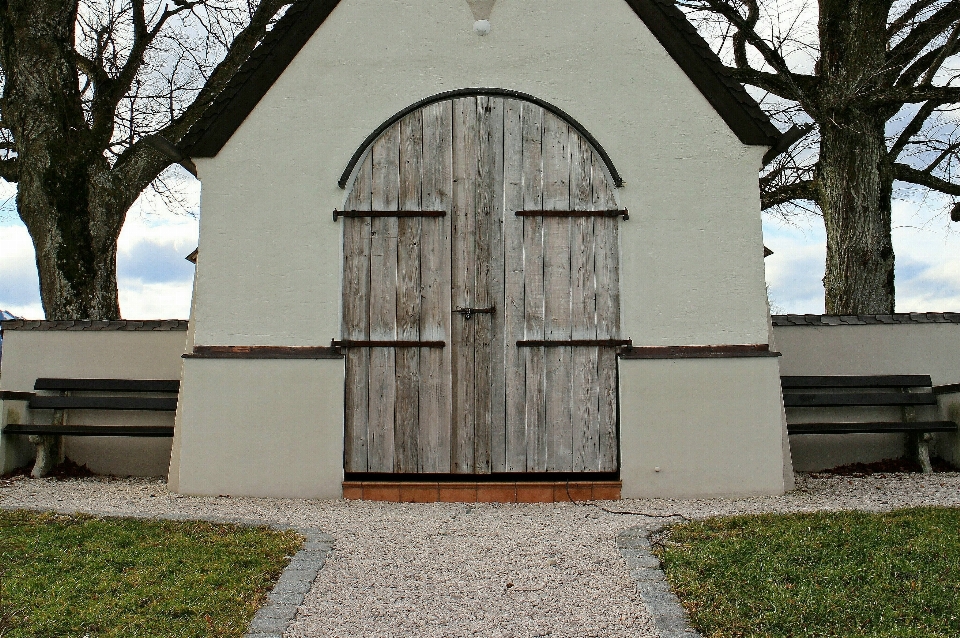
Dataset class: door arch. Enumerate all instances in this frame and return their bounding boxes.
[340,93,624,475]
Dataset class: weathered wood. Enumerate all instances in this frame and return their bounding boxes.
[521,103,546,472]
[542,114,573,472]
[341,95,623,477]
[571,137,600,472]
[593,156,620,472]
[368,125,400,473]
[502,98,527,472]
[419,100,453,473]
[395,111,423,473]
[343,153,372,472]
[451,97,478,473]
[475,95,504,474]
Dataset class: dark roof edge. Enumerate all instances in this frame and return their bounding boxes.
[1,320,189,332]
[339,88,624,189]
[185,0,780,159]
[772,313,960,327]
[623,0,780,146]
[184,0,342,157]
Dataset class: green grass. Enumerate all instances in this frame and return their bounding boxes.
[0,510,303,638]
[654,507,960,638]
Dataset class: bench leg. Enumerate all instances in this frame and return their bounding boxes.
[27,434,62,478]
[910,432,933,474]
[27,408,65,478]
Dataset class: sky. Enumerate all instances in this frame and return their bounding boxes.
[1,174,958,320]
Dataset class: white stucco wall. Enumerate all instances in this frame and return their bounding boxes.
[192,0,771,348]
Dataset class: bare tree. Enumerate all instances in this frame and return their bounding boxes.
[682,0,960,314]
[0,0,289,320]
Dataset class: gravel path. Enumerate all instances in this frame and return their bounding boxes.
[3,472,960,638]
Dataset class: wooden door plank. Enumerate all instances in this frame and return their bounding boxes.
[395,111,423,473]
[342,153,373,472]
[368,124,400,473]
[593,156,621,472]
[476,95,504,474]
[520,103,546,472]
[451,97,478,473]
[541,113,573,473]
[502,98,527,472]
[571,137,600,472]
[419,100,453,473]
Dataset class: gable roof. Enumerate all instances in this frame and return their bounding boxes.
[182,0,781,161]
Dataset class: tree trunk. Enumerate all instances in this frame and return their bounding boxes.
[1,0,124,320]
[816,0,896,315]
[818,113,896,315]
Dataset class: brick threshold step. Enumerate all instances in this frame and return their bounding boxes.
[343,481,621,503]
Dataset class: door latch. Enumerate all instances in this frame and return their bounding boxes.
[453,306,496,320]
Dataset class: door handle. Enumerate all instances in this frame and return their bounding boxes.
[453,306,496,319]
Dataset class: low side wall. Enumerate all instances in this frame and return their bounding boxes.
[619,355,789,498]
[173,357,344,499]
[773,315,960,470]
[0,321,188,476]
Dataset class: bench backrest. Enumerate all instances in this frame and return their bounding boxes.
[33,378,179,393]
[780,375,932,390]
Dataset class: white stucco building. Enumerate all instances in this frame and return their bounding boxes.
[159,0,793,499]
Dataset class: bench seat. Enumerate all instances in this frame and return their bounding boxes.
[3,424,174,437]
[788,421,957,435]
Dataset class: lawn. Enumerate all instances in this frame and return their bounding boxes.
[0,510,302,638]
[654,507,960,638]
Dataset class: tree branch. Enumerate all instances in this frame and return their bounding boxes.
[724,65,817,101]
[888,0,941,39]
[889,100,939,160]
[887,3,960,74]
[110,0,289,205]
[684,0,819,109]
[885,85,960,103]
[90,0,203,147]
[761,179,817,210]
[894,162,960,195]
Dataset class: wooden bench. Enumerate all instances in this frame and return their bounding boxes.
[782,375,958,473]
[1,378,178,477]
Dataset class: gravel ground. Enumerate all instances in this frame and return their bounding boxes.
[3,472,960,638]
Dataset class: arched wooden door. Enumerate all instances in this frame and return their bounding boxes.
[341,95,623,475]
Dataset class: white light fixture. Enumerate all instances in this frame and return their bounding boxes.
[474,19,491,36]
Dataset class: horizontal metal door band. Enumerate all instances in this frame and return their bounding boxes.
[516,339,633,347]
[333,210,447,221]
[515,209,629,220]
[332,340,446,348]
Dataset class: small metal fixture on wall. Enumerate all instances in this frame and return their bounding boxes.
[467,0,495,35]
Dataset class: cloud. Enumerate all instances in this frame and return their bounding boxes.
[763,200,960,314]
[0,213,197,319]
[0,224,43,318]
[762,217,826,314]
